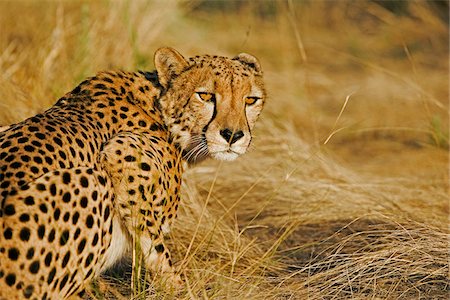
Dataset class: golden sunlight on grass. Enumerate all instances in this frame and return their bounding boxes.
[0,1,448,299]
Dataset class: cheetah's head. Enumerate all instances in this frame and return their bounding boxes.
[155,47,265,164]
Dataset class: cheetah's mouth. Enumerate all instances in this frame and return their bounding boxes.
[209,150,240,161]
[182,134,210,164]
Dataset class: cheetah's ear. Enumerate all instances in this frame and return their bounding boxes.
[154,47,189,89]
[233,53,262,74]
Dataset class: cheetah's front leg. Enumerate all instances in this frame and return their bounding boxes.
[138,233,182,287]
[100,132,183,288]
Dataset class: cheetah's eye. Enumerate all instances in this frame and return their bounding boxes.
[196,92,215,102]
[245,96,260,106]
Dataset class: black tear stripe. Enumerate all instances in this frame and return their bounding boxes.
[244,104,252,138]
[202,98,217,133]
[201,77,225,133]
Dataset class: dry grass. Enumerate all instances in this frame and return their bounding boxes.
[0,1,448,299]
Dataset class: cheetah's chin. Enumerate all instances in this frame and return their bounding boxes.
[210,150,240,161]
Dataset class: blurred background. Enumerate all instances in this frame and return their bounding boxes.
[0,1,448,299]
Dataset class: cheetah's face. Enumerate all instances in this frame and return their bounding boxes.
[155,47,265,164]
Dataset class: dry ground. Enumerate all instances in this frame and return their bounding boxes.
[0,1,448,299]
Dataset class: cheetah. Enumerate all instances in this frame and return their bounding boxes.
[0,47,265,299]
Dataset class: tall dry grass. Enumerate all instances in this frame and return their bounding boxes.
[0,1,448,299]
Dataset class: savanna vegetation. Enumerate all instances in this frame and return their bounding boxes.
[0,1,448,299]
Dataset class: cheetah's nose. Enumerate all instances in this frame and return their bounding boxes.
[220,128,244,145]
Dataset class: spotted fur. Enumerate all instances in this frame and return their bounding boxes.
[0,47,265,299]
